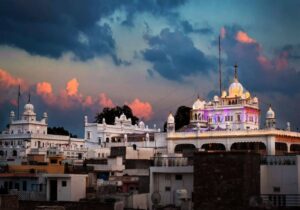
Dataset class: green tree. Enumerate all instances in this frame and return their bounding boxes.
[47,126,77,138]
[164,106,191,131]
[94,105,139,125]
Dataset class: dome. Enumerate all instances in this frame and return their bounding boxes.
[221,90,227,98]
[139,121,145,128]
[213,95,219,102]
[245,91,251,99]
[266,106,275,119]
[228,79,244,97]
[24,103,34,112]
[120,113,127,121]
[167,113,175,124]
[192,98,205,110]
[253,97,258,104]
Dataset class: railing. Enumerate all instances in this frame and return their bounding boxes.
[152,157,192,167]
[261,194,300,207]
[260,155,296,165]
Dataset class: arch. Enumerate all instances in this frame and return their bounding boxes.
[198,113,201,121]
[290,144,300,153]
[275,142,288,155]
[174,144,197,154]
[133,144,137,150]
[0,150,3,156]
[231,142,266,155]
[194,113,197,120]
[201,143,225,151]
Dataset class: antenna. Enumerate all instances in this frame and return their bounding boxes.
[17,85,21,120]
[219,35,222,96]
[28,92,31,103]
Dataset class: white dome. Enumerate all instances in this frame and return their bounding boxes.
[213,95,219,102]
[266,106,275,119]
[228,79,244,97]
[24,103,34,112]
[167,113,175,124]
[120,113,127,121]
[192,98,205,110]
[253,97,258,104]
[139,121,145,128]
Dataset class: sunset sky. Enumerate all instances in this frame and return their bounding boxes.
[1,0,300,136]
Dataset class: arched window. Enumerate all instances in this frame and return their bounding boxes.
[194,113,197,120]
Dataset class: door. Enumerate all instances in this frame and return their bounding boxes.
[49,180,57,201]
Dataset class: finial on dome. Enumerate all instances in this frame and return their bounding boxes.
[234,64,238,80]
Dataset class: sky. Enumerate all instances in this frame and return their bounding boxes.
[1,0,300,136]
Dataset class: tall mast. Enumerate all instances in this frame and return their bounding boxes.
[17,85,21,120]
[219,35,222,96]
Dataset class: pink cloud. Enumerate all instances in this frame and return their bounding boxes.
[128,98,153,120]
[257,55,272,70]
[275,51,288,71]
[0,68,25,88]
[98,93,114,108]
[36,82,53,95]
[66,78,79,96]
[83,96,93,107]
[236,31,256,44]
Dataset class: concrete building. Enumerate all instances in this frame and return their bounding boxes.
[44,174,87,202]
[149,154,193,210]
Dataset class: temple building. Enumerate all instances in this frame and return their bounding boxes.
[166,65,300,155]
[0,101,86,163]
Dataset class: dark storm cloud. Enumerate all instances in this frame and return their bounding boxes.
[142,28,214,81]
[180,20,213,35]
[219,26,300,96]
[0,0,188,61]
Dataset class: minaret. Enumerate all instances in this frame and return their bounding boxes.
[266,105,276,129]
[167,112,175,133]
[234,64,238,81]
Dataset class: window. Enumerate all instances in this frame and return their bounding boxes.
[165,186,171,191]
[62,181,67,187]
[175,174,182,180]
[273,187,280,193]
[22,181,27,191]
[87,131,91,139]
[237,114,241,122]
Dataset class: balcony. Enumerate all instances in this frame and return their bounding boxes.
[260,155,296,165]
[152,156,192,167]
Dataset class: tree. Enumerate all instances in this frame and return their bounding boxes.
[164,106,191,131]
[47,126,78,138]
[94,105,139,125]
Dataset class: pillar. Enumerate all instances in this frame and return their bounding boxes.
[266,136,276,155]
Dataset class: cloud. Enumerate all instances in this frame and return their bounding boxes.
[128,98,153,120]
[142,28,214,81]
[0,0,188,61]
[0,68,24,88]
[66,78,79,96]
[235,31,256,44]
[220,27,226,39]
[36,82,53,95]
[98,93,115,108]
[180,20,213,35]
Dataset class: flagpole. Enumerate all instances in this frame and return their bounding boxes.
[17,85,20,120]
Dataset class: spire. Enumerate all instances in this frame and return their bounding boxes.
[28,92,31,103]
[234,64,238,80]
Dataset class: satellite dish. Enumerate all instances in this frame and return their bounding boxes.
[151,191,161,205]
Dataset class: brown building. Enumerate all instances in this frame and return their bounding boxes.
[193,152,260,210]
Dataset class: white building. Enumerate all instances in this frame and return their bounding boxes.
[166,65,300,155]
[84,113,166,150]
[0,102,87,163]
[44,174,88,201]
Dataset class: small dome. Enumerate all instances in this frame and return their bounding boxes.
[253,97,258,104]
[167,113,175,124]
[24,103,34,112]
[245,91,251,99]
[120,113,127,121]
[10,111,15,117]
[213,95,219,102]
[228,79,244,97]
[43,112,48,118]
[221,90,227,98]
[192,98,205,110]
[241,94,246,100]
[266,106,275,119]
[139,121,145,128]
